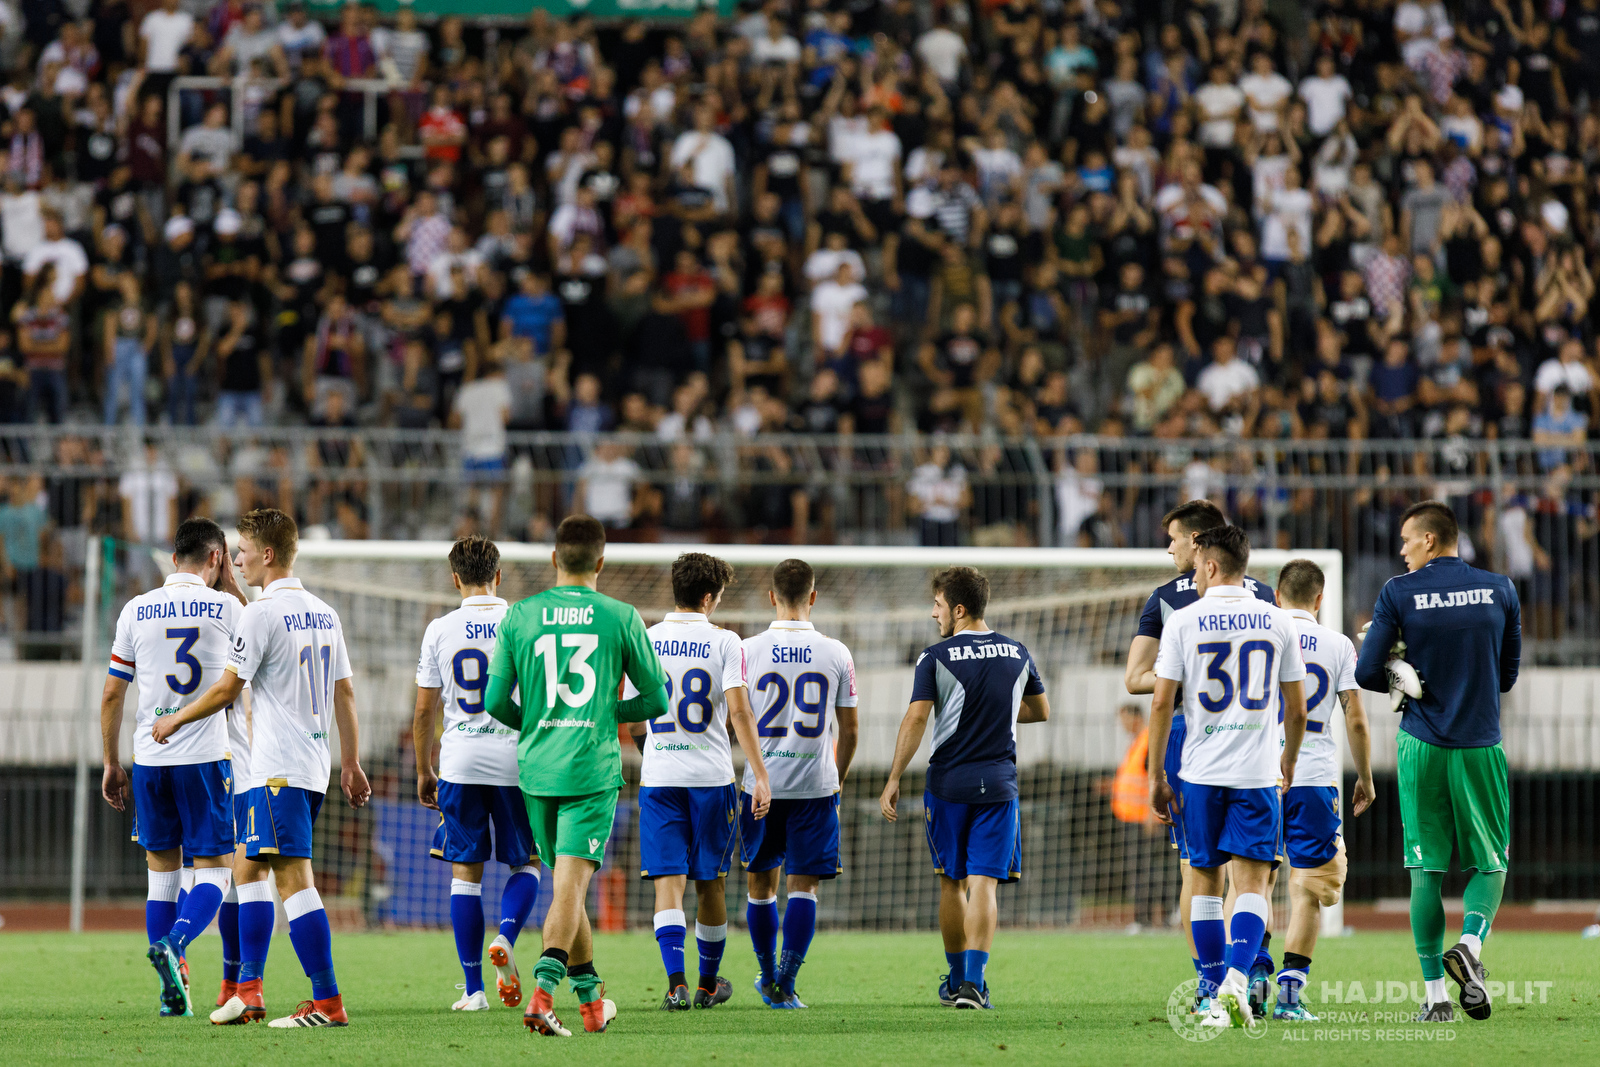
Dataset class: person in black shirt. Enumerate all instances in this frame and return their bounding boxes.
[754,117,808,244]
[979,197,1036,323]
[214,300,270,428]
[920,302,992,431]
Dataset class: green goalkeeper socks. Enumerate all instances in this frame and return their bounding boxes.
[1462,869,1506,944]
[569,962,602,1005]
[1409,869,1446,981]
[534,952,568,995]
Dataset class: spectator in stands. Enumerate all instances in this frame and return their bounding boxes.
[908,441,968,547]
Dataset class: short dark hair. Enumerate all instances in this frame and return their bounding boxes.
[1193,524,1250,578]
[672,552,734,611]
[554,515,606,575]
[1277,558,1325,608]
[237,508,298,566]
[932,566,990,621]
[1401,500,1459,547]
[771,558,815,606]
[1162,499,1228,537]
[173,517,226,566]
[449,535,500,587]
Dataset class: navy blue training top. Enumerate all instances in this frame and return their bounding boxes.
[1136,570,1276,717]
[1354,555,1521,748]
[911,629,1045,804]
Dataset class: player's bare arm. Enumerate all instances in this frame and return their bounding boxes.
[835,704,860,786]
[878,698,932,822]
[151,669,246,744]
[1342,689,1375,816]
[1279,678,1308,793]
[412,684,443,810]
[1018,692,1050,723]
[333,677,371,808]
[1146,677,1179,825]
[100,675,131,810]
[1123,635,1159,695]
[726,684,772,819]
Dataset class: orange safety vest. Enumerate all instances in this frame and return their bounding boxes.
[1112,727,1153,824]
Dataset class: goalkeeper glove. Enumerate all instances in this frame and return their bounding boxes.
[1359,623,1423,712]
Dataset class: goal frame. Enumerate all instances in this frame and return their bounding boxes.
[72,539,1345,936]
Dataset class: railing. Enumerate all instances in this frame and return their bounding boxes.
[6,425,1598,659]
[167,75,419,154]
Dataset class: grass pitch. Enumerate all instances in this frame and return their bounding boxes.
[4,930,1597,1065]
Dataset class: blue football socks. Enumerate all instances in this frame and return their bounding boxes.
[450,879,486,996]
[145,869,180,945]
[1191,895,1227,997]
[166,867,229,952]
[696,921,727,986]
[747,896,780,986]
[498,865,540,945]
[777,892,817,997]
[236,879,275,984]
[284,888,338,1000]
[654,908,687,986]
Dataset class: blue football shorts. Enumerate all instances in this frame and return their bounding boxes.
[430,780,536,866]
[739,793,841,879]
[639,784,739,881]
[130,759,235,858]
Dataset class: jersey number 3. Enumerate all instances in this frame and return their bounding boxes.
[165,627,202,695]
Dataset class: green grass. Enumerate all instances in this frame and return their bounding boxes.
[4,930,1597,1065]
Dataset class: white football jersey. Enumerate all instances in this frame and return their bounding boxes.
[416,595,517,786]
[227,577,353,792]
[226,690,252,794]
[741,621,858,799]
[628,612,747,788]
[1284,608,1359,787]
[111,572,239,767]
[1155,585,1306,788]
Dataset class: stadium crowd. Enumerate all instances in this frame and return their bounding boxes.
[0,0,1597,571]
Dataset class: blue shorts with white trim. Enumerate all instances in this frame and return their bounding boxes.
[130,760,235,857]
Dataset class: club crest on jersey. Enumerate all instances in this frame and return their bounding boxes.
[1412,589,1494,610]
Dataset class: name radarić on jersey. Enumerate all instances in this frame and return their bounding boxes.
[630,612,748,787]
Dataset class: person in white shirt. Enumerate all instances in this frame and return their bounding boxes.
[22,210,86,303]
[1259,166,1313,265]
[916,20,968,84]
[156,508,370,1029]
[139,0,194,74]
[670,105,737,214]
[624,553,772,1009]
[1197,338,1262,416]
[1395,0,1451,70]
[1534,338,1594,405]
[1238,53,1293,132]
[451,359,512,536]
[1194,64,1246,149]
[1147,524,1308,1029]
[119,440,179,547]
[576,439,642,528]
[413,537,542,1012]
[740,559,859,1008]
[1298,53,1352,137]
[1269,559,1374,1022]
[277,0,327,72]
[810,263,867,358]
[101,517,248,1018]
[843,107,902,229]
[909,444,970,546]
[751,20,800,65]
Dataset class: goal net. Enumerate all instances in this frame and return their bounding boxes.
[282,542,1344,937]
[60,541,1342,937]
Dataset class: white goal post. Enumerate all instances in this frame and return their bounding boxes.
[73,539,1346,936]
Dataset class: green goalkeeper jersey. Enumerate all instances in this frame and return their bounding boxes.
[487,584,667,796]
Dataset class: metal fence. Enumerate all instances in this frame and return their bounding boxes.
[3,425,1597,661]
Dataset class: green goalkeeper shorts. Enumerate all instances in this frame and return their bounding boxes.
[523,787,620,868]
[1396,732,1509,873]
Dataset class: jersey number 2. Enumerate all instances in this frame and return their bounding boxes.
[650,668,714,734]
[754,671,829,738]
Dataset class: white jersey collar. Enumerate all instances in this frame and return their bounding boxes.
[769,620,815,630]
[164,572,204,587]
[1201,585,1248,598]
[461,595,507,607]
[1287,608,1318,624]
[664,612,708,622]
[263,577,303,595]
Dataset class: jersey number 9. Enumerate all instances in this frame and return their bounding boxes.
[453,648,489,714]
